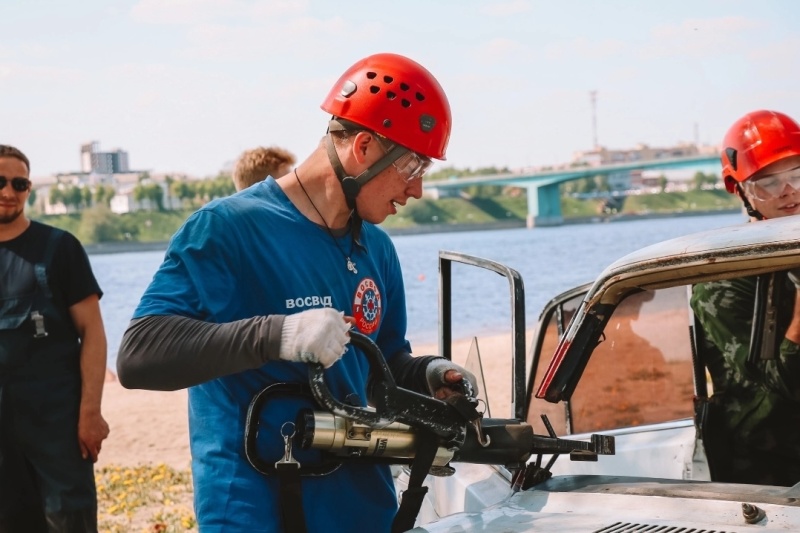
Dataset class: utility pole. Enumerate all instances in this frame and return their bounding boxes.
[590,90,598,149]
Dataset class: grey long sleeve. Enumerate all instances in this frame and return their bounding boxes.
[117,314,284,391]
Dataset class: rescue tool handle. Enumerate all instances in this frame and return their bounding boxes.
[308,332,397,427]
[308,331,467,443]
[243,382,340,477]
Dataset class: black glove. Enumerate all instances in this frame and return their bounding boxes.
[425,358,479,398]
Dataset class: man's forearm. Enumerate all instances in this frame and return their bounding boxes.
[79,325,107,414]
[117,314,284,391]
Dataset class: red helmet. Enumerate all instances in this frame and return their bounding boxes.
[321,53,451,160]
[720,110,800,193]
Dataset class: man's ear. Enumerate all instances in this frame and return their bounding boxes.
[352,131,376,162]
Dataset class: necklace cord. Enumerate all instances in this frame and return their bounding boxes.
[294,169,358,273]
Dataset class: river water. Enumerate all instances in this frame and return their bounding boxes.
[90,211,745,370]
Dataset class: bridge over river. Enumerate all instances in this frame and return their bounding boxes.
[423,154,719,227]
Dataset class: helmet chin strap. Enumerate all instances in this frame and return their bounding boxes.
[325,118,409,247]
[737,185,766,221]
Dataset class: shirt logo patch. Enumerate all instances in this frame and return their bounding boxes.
[352,277,382,334]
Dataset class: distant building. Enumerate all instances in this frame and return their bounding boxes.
[28,141,221,215]
[80,141,130,174]
[570,142,719,190]
[572,142,717,167]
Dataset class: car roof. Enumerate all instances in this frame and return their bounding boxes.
[588,215,800,306]
[537,216,800,403]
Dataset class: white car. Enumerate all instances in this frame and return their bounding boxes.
[395,215,800,532]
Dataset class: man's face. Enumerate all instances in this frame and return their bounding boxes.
[355,134,429,224]
[0,156,31,225]
[357,165,424,224]
[743,155,800,219]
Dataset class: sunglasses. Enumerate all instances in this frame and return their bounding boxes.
[375,136,433,182]
[0,177,32,192]
[743,165,800,201]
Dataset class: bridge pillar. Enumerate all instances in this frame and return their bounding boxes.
[526,183,563,227]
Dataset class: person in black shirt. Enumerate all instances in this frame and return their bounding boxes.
[0,145,110,532]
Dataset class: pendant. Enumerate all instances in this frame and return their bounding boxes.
[346,257,358,274]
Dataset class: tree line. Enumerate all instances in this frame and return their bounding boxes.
[43,172,237,212]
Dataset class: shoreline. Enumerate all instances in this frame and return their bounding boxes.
[85,208,742,255]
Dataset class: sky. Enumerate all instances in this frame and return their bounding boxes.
[3,0,799,179]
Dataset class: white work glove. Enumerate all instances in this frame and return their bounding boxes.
[279,308,351,368]
[425,358,479,399]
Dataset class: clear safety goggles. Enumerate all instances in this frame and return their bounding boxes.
[742,164,800,201]
[376,136,433,182]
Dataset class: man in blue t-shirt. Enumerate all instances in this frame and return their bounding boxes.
[117,53,476,533]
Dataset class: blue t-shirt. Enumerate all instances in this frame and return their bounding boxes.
[134,178,411,532]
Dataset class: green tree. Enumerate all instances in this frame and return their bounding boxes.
[658,175,669,193]
[171,180,195,207]
[424,166,460,182]
[134,183,165,210]
[596,175,611,193]
[691,171,718,190]
[65,186,83,211]
[164,175,175,208]
[94,184,115,207]
[49,187,64,209]
[133,184,147,204]
[82,186,93,208]
[145,183,165,210]
[210,174,235,199]
[77,205,124,243]
[577,177,597,194]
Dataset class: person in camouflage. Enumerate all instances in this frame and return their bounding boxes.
[691,109,800,486]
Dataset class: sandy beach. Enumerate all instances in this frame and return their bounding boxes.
[96,381,191,471]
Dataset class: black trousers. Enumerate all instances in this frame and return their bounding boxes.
[0,375,97,533]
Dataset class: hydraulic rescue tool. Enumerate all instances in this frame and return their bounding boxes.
[244,331,615,532]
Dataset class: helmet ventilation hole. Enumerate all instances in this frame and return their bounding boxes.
[415,92,425,102]
[386,91,396,100]
[366,71,377,79]
[400,82,409,91]
[401,100,411,108]
[370,86,380,94]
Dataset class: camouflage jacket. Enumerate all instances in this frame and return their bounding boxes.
[691,274,800,484]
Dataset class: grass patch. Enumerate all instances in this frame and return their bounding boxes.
[623,190,740,214]
[96,463,196,533]
[561,196,604,217]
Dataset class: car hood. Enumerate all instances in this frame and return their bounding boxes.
[412,474,800,532]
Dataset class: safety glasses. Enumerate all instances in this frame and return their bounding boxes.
[0,176,31,192]
[375,136,433,182]
[743,164,800,201]
[391,150,433,182]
